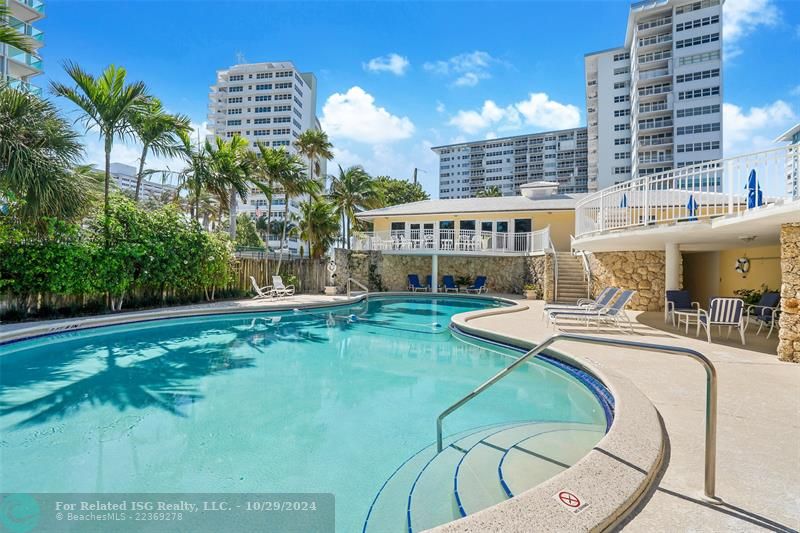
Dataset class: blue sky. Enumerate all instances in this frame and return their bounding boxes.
[42,0,800,197]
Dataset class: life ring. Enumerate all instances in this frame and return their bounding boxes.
[327,260,337,273]
[735,257,750,275]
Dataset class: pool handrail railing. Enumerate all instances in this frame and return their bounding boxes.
[436,332,720,502]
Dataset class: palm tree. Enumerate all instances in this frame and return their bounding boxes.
[0,84,98,222]
[294,129,334,186]
[0,4,33,53]
[176,130,211,222]
[129,98,191,201]
[298,198,339,259]
[274,153,317,272]
[51,62,148,217]
[476,185,503,198]
[329,165,381,249]
[205,135,251,239]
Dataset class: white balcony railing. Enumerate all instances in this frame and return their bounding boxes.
[575,144,800,238]
[351,227,553,255]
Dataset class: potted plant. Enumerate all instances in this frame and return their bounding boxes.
[455,275,473,290]
[523,283,542,300]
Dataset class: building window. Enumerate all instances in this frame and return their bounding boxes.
[676,104,721,118]
[678,86,720,100]
[614,95,630,103]
[676,68,719,83]
[675,0,720,15]
[678,50,721,66]
[613,52,630,61]
[254,106,271,113]
[676,122,720,135]
[226,120,241,126]
[676,14,719,31]
[229,74,244,81]
[675,33,720,49]
[227,108,242,115]
[255,83,272,90]
[676,141,721,153]
[254,118,270,124]
[614,109,631,117]
[229,86,243,93]
[255,95,271,102]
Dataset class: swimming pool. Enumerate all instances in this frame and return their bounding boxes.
[0,295,610,532]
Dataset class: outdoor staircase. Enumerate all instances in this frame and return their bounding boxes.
[362,421,604,532]
[554,252,589,305]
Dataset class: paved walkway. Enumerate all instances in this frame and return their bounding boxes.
[469,300,799,532]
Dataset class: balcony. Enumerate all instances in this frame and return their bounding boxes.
[574,144,800,240]
[352,228,553,256]
[5,76,42,96]
[6,46,43,74]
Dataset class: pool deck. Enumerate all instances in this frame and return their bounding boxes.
[461,298,799,533]
[3,294,798,532]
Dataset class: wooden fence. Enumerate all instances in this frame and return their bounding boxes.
[233,256,329,294]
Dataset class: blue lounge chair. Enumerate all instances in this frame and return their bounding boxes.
[665,290,700,326]
[547,289,637,332]
[745,292,780,338]
[442,275,458,293]
[466,276,487,294]
[407,274,427,292]
[697,298,745,345]
[425,275,439,292]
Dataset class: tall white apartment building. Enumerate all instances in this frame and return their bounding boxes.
[1,0,45,96]
[433,128,589,199]
[110,162,176,200]
[208,61,322,253]
[585,0,723,190]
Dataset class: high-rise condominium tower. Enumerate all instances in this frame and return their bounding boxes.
[1,0,45,96]
[585,0,723,190]
[208,61,322,254]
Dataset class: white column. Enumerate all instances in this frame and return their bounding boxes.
[665,242,681,291]
[431,254,439,294]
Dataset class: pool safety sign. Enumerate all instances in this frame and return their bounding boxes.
[553,490,590,515]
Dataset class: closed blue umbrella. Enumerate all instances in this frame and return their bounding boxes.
[686,194,699,221]
[620,193,628,208]
[745,169,764,209]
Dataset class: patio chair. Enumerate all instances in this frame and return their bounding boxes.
[407,274,428,292]
[250,276,273,299]
[547,289,637,332]
[466,276,487,294]
[697,298,746,345]
[272,276,295,298]
[442,275,459,293]
[426,275,440,292]
[665,290,700,325]
[744,292,780,338]
[544,287,619,313]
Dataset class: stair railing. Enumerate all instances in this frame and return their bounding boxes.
[436,333,719,501]
[548,237,558,303]
[346,278,369,300]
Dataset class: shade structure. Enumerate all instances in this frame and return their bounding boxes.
[686,194,699,221]
[619,193,628,208]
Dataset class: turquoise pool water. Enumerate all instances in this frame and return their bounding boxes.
[0,296,608,531]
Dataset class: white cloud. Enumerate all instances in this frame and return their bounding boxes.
[320,86,415,144]
[723,0,780,59]
[791,85,800,97]
[423,51,503,87]
[723,100,796,154]
[435,101,446,113]
[448,93,581,135]
[363,53,410,76]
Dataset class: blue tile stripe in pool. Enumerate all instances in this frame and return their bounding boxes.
[448,324,615,432]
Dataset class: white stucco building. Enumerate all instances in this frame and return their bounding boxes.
[585,0,723,190]
[110,163,176,200]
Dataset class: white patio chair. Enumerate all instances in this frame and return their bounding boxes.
[250,276,273,299]
[697,298,746,345]
[547,289,637,332]
[272,276,296,298]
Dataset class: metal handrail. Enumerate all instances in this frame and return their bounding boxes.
[577,250,592,299]
[436,333,719,500]
[549,237,558,302]
[347,278,369,299]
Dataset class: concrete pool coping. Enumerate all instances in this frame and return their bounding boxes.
[0,293,665,532]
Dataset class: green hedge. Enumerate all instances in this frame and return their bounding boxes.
[0,195,236,315]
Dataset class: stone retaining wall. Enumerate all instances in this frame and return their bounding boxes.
[332,249,555,299]
[588,251,671,311]
[778,223,800,363]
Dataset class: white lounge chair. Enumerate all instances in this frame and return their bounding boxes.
[697,297,746,345]
[547,289,637,332]
[250,276,273,299]
[543,287,619,316]
[272,276,296,298]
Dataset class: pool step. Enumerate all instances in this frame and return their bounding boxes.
[363,421,605,533]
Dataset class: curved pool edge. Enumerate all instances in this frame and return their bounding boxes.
[439,304,666,533]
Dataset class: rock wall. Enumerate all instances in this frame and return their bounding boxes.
[332,249,556,297]
[588,251,670,311]
[778,223,800,363]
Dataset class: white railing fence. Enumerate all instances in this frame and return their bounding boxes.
[351,227,552,255]
[576,144,800,238]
